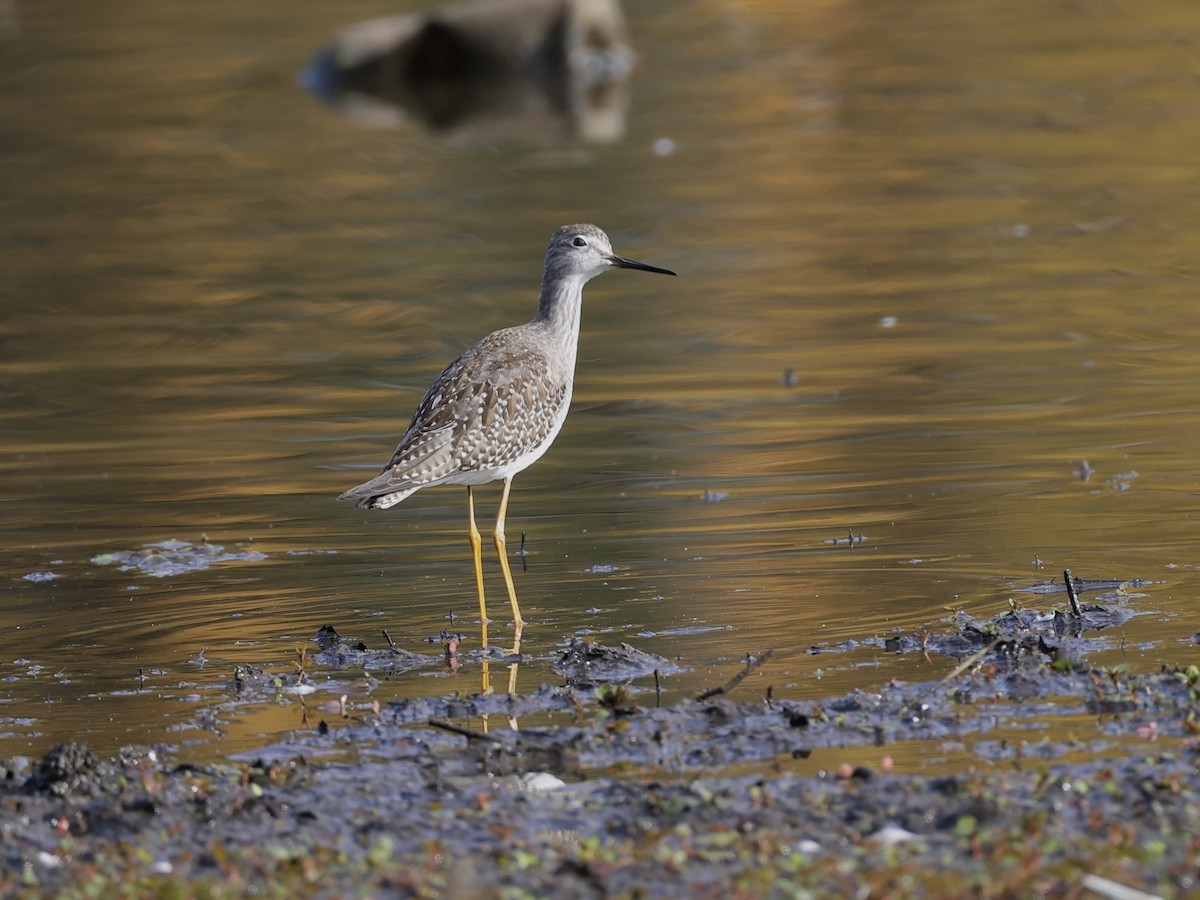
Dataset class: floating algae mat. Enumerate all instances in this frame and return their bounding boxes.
[91,538,266,577]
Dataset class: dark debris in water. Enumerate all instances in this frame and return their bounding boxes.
[334,653,1200,781]
[214,625,441,706]
[824,529,867,546]
[21,571,60,583]
[554,638,682,685]
[1014,574,1157,596]
[813,598,1139,661]
[91,538,266,577]
[309,624,436,674]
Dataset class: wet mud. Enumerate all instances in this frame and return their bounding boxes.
[2,594,1198,896]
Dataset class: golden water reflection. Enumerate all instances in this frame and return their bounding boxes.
[1,0,1199,762]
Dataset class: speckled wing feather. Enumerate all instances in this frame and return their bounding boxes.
[339,326,570,509]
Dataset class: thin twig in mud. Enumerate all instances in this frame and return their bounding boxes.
[695,649,774,702]
[427,719,499,743]
[940,637,1002,684]
[382,629,398,652]
[1064,568,1083,617]
[653,669,662,708]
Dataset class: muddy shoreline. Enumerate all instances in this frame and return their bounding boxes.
[3,610,1199,897]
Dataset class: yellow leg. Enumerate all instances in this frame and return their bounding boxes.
[467,486,489,649]
[492,476,525,638]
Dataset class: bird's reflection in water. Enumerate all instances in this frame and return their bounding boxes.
[445,624,520,733]
[479,640,521,733]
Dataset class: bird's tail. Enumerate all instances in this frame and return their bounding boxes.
[337,476,418,510]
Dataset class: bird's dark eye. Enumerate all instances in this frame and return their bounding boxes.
[571,236,587,248]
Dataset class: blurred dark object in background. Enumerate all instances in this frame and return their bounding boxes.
[302,0,634,143]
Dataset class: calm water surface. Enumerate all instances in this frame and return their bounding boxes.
[2,0,1198,764]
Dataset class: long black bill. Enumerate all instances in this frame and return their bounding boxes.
[609,254,677,277]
